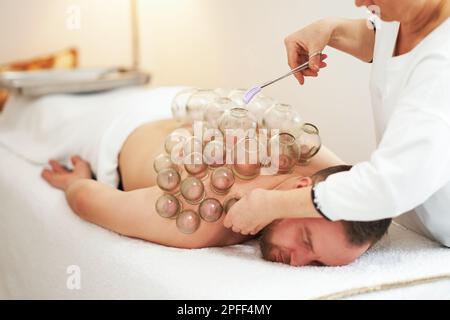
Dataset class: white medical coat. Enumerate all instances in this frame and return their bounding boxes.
[315,19,450,246]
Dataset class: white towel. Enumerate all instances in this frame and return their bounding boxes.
[1,145,450,299]
[0,86,184,187]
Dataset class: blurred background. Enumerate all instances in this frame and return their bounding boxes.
[0,0,375,164]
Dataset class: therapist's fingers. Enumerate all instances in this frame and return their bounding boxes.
[285,41,307,85]
[223,214,232,229]
[232,226,241,234]
[289,51,328,84]
[308,54,328,71]
[308,50,323,72]
[285,40,303,70]
[297,73,305,85]
[240,229,250,236]
[301,70,319,78]
[303,54,328,76]
[296,60,327,81]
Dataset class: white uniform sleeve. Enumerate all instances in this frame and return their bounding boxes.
[314,54,450,221]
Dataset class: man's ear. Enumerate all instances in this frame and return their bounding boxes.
[296,177,313,188]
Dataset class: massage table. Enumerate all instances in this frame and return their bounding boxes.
[1,87,449,299]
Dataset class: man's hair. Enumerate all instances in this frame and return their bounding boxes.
[311,165,391,246]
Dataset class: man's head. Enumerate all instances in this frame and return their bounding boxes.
[260,165,392,266]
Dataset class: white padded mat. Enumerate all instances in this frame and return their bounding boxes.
[1,144,450,299]
[1,88,450,299]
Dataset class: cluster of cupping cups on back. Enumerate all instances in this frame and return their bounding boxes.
[154,88,322,234]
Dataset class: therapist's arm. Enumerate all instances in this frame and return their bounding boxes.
[260,97,450,224]
[225,55,450,234]
[223,186,322,235]
[223,146,344,235]
[327,18,375,62]
[285,18,375,84]
[312,52,450,222]
[314,111,450,222]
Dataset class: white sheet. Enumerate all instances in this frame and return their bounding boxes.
[0,86,184,187]
[1,88,450,299]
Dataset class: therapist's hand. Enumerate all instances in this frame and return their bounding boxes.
[223,188,282,235]
[284,19,333,85]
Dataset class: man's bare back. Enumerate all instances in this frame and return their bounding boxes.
[41,119,342,249]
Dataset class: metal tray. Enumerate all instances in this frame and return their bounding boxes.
[0,67,150,97]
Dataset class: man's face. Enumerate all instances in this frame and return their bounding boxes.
[260,218,370,267]
[261,175,371,267]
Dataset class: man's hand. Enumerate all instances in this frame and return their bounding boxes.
[41,155,93,191]
[223,188,282,235]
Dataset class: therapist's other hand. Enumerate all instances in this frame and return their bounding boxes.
[41,156,93,191]
[284,19,332,85]
[223,188,280,235]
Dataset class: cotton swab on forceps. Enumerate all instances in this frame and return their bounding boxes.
[243,52,322,104]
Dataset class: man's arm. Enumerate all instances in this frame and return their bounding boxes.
[41,156,224,249]
[65,179,157,239]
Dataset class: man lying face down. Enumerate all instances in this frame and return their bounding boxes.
[41,119,390,266]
